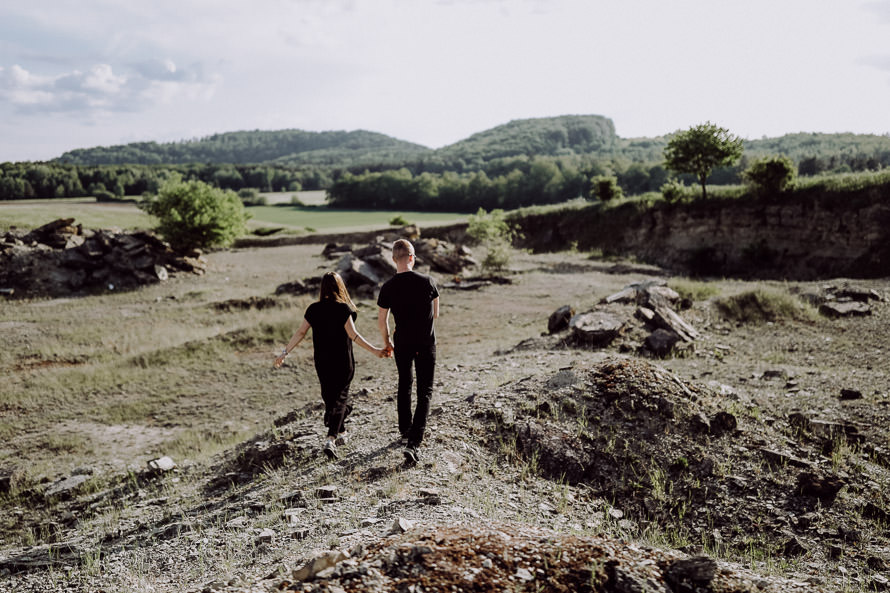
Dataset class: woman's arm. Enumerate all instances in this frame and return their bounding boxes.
[346,316,387,358]
[274,319,311,367]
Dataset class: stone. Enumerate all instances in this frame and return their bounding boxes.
[292,550,349,582]
[709,412,737,437]
[819,301,871,317]
[645,328,680,357]
[569,310,625,347]
[388,517,415,534]
[797,472,845,503]
[147,456,177,472]
[547,305,575,334]
[839,388,863,400]
[663,557,717,590]
[256,528,275,545]
[44,474,92,500]
[316,485,339,500]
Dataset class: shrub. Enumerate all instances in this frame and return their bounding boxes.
[467,208,518,273]
[140,179,249,251]
[714,289,818,323]
[589,175,623,202]
[660,179,689,203]
[389,215,410,226]
[238,188,267,206]
[743,155,796,196]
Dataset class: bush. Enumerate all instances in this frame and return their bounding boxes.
[389,215,411,226]
[238,188,267,206]
[743,155,796,196]
[140,179,249,251]
[589,175,623,201]
[466,208,518,273]
[660,179,690,203]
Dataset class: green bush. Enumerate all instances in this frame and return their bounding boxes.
[589,175,623,201]
[140,179,249,251]
[660,179,690,203]
[743,155,796,196]
[389,215,411,226]
[467,208,517,273]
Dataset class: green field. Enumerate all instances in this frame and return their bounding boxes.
[246,204,466,232]
[0,198,155,232]
[0,196,466,234]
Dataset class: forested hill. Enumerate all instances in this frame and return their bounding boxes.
[55,129,432,166]
[53,115,619,167]
[434,114,618,162]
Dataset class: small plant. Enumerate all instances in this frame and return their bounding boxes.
[668,278,720,302]
[660,178,690,203]
[389,214,410,226]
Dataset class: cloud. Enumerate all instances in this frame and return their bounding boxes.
[864,0,890,22]
[860,54,890,74]
[0,60,219,115]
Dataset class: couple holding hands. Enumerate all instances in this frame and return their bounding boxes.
[274,240,439,465]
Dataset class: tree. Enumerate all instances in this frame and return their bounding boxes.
[663,122,744,200]
[466,208,517,273]
[140,179,249,251]
[742,155,796,196]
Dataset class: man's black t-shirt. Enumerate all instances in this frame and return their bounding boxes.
[377,271,439,346]
[304,300,357,376]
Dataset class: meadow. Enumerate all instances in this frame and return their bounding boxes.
[0,191,467,235]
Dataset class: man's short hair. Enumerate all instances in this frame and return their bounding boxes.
[392,239,415,261]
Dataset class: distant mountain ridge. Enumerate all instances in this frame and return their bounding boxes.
[54,115,619,167]
[53,115,890,169]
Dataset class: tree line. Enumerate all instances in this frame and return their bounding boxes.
[0,162,333,201]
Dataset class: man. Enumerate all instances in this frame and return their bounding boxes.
[377,239,440,465]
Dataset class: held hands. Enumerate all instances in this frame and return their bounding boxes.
[375,346,394,359]
[273,349,288,368]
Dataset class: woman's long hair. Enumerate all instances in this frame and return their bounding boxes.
[319,272,356,312]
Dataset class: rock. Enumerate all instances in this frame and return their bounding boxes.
[514,567,534,581]
[44,474,92,500]
[569,310,625,347]
[663,556,717,591]
[388,517,416,534]
[797,472,845,503]
[644,328,680,357]
[709,411,737,437]
[819,301,871,317]
[547,305,575,334]
[782,536,807,556]
[292,550,349,582]
[256,528,275,545]
[611,566,669,593]
[316,485,339,500]
[839,388,863,400]
[147,456,177,472]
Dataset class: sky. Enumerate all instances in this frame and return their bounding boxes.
[1,0,890,162]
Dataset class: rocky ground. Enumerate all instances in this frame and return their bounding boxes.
[1,236,888,593]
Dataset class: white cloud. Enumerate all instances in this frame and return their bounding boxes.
[0,61,219,115]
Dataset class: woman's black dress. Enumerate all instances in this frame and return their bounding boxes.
[304,300,356,437]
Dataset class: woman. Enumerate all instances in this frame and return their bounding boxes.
[274,271,386,459]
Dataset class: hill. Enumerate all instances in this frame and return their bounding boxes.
[55,129,432,167]
[434,114,618,162]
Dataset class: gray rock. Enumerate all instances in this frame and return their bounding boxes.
[547,305,575,334]
[569,310,624,347]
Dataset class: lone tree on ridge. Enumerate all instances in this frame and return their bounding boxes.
[663,122,744,200]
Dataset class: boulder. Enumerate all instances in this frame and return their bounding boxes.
[547,305,575,334]
[569,311,624,348]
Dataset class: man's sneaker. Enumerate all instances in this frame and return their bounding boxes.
[323,440,338,460]
[403,446,419,465]
[335,432,348,446]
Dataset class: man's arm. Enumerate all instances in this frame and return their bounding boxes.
[377,307,394,353]
[432,296,439,319]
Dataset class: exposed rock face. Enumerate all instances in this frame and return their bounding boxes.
[516,193,890,279]
[1,218,206,298]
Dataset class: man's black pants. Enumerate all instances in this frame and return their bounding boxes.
[394,343,436,448]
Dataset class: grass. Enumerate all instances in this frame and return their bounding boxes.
[0,197,154,231]
[714,288,819,323]
[244,204,466,232]
[668,278,721,302]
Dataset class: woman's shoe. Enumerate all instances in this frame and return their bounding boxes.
[323,439,338,460]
